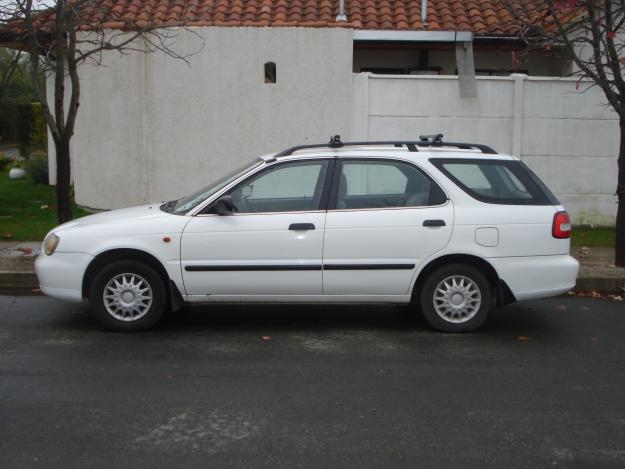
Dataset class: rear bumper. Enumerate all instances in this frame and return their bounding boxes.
[35,252,93,303]
[489,254,579,302]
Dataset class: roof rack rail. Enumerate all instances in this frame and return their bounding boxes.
[275,135,497,157]
[276,135,419,157]
[418,134,497,154]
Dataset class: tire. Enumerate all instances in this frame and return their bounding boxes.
[89,260,167,331]
[419,263,492,333]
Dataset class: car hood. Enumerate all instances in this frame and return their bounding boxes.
[54,204,171,232]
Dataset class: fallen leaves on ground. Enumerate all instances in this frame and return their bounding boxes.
[517,336,531,342]
[572,290,625,301]
[2,233,13,239]
[575,290,603,298]
[17,246,32,255]
[31,288,41,293]
[556,304,567,310]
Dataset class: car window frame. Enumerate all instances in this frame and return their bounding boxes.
[200,158,336,215]
[327,157,449,212]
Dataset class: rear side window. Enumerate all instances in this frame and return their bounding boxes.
[333,159,447,210]
[430,158,559,205]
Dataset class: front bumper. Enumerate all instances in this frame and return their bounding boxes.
[35,252,93,303]
[489,254,579,302]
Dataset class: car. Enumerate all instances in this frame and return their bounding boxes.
[35,134,579,332]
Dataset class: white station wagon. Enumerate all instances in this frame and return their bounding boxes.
[36,135,579,332]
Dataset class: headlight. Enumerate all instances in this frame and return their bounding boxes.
[43,233,60,256]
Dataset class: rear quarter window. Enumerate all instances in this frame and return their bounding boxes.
[430,158,559,205]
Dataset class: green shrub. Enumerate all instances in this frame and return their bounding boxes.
[0,152,11,171]
[15,102,47,156]
[24,151,48,184]
[29,149,46,160]
[29,103,47,152]
[15,103,33,156]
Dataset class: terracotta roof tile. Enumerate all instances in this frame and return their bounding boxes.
[2,1,553,37]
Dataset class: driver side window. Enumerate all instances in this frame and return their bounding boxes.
[229,160,329,213]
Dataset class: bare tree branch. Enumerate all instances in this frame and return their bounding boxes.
[504,0,625,115]
[0,0,203,223]
[0,49,20,102]
[503,0,625,265]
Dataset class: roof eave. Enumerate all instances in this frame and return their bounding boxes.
[353,30,474,42]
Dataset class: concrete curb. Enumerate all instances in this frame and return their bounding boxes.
[0,271,39,294]
[574,278,625,295]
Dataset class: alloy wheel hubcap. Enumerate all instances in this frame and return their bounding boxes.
[103,273,153,321]
[433,275,481,323]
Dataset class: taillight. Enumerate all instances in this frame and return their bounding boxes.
[552,211,571,239]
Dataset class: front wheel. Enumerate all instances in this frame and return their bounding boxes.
[89,260,167,331]
[419,264,492,332]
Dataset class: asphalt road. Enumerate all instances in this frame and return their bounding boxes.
[1,295,625,468]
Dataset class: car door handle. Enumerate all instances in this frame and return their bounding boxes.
[289,223,315,231]
[423,219,446,227]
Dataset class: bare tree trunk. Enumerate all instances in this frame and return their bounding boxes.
[55,138,72,224]
[616,117,625,267]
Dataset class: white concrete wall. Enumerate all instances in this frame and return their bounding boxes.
[352,73,620,225]
[54,28,619,224]
[60,27,353,209]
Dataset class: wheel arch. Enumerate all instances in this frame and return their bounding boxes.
[82,248,184,310]
[411,254,515,307]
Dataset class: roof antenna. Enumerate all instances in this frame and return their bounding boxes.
[328,135,343,148]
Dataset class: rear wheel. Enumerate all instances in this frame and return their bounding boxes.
[89,260,167,331]
[419,264,492,332]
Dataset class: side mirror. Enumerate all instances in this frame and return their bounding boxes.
[213,195,235,215]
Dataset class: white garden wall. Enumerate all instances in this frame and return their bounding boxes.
[352,73,619,224]
[49,27,620,225]
[53,27,353,209]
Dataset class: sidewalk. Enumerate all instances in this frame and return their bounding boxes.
[0,241,41,294]
[571,246,625,294]
[1,241,624,295]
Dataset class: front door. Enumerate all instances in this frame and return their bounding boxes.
[322,158,453,296]
[181,159,331,298]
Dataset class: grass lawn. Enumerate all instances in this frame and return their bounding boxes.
[571,225,615,248]
[0,171,89,241]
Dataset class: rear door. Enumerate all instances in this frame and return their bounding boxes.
[322,158,453,296]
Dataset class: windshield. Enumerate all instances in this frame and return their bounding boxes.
[161,159,262,215]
